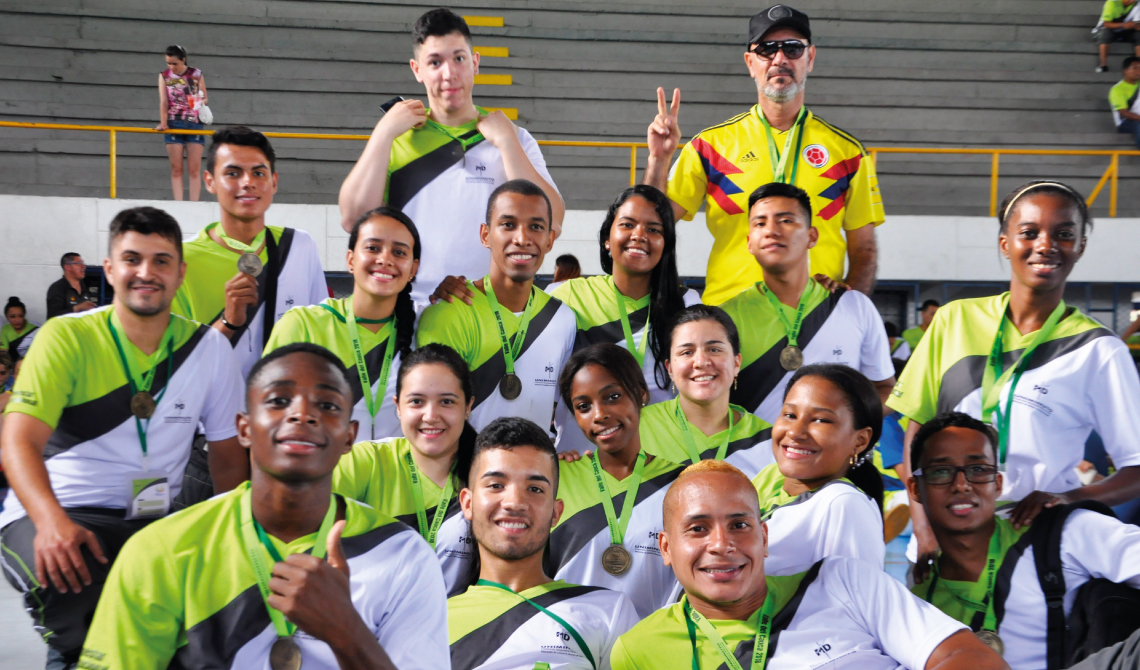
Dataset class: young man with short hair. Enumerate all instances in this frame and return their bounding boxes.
[644,5,884,303]
[720,183,894,424]
[0,207,245,668]
[80,343,450,670]
[448,417,639,670]
[172,125,327,378]
[46,252,97,318]
[611,459,1005,670]
[908,411,1140,670]
[903,299,941,351]
[416,180,577,434]
[1096,0,1140,72]
[1110,56,1140,148]
[339,8,564,305]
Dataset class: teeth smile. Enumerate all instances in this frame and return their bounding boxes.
[370,271,395,279]
[421,428,444,435]
[497,521,527,529]
[692,375,715,382]
[950,503,974,510]
[508,254,535,260]
[785,446,813,456]
[597,426,620,436]
[701,567,737,573]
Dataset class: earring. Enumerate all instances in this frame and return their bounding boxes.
[671,381,676,394]
[850,453,858,468]
[734,376,739,390]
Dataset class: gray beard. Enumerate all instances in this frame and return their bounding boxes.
[760,78,805,103]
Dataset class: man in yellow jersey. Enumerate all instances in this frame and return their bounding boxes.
[643,5,884,304]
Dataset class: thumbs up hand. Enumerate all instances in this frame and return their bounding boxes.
[267,519,356,644]
[326,519,350,579]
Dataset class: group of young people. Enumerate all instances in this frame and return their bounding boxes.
[3,5,1140,670]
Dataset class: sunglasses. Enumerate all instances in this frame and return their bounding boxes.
[751,40,808,60]
[914,464,999,486]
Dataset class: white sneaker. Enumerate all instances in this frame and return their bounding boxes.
[1097,65,1110,73]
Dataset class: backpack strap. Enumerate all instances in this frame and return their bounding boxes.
[1030,500,1116,670]
[260,227,295,350]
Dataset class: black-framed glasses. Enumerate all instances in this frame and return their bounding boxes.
[751,40,808,60]
[914,464,999,486]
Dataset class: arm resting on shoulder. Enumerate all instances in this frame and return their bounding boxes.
[925,630,1009,670]
[844,223,878,296]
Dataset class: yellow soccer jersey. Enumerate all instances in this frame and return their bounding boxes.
[667,107,885,305]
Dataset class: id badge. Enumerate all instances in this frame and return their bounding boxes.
[125,472,171,520]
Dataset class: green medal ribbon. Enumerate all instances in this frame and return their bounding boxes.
[587,451,646,547]
[476,580,597,670]
[481,276,538,378]
[758,106,808,185]
[344,300,396,441]
[924,524,1004,634]
[402,450,456,550]
[611,278,650,368]
[107,313,175,458]
[676,401,736,464]
[759,282,811,350]
[216,224,267,255]
[683,593,777,670]
[980,293,1067,467]
[239,486,338,640]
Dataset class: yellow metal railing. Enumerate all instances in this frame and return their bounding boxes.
[2,120,1138,215]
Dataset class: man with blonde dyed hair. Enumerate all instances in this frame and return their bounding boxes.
[612,460,1006,670]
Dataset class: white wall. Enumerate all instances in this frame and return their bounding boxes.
[2,195,1136,325]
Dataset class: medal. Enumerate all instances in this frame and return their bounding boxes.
[499,373,522,400]
[238,252,263,277]
[602,544,632,575]
[130,391,156,419]
[779,345,803,371]
[975,630,1004,657]
[269,636,303,670]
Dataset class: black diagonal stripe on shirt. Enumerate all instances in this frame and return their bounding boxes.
[545,468,680,575]
[716,560,823,670]
[579,306,649,347]
[471,297,564,408]
[170,585,268,670]
[935,327,1113,415]
[344,334,393,406]
[44,325,211,459]
[213,228,295,349]
[450,584,606,670]
[691,426,773,464]
[395,493,465,533]
[388,141,469,210]
[730,290,846,413]
[340,520,414,560]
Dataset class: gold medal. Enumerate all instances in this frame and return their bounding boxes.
[975,630,1004,657]
[601,544,632,576]
[499,373,522,400]
[269,636,302,670]
[238,252,264,277]
[779,345,803,371]
[130,391,156,419]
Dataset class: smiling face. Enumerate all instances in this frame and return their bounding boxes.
[908,427,1002,536]
[746,195,817,274]
[203,144,278,223]
[5,307,25,332]
[569,363,646,456]
[104,231,185,317]
[744,27,815,103]
[481,192,552,284]
[396,362,472,461]
[461,445,563,561]
[347,216,419,300]
[661,471,768,610]
[772,375,871,487]
[1000,192,1084,295]
[410,32,479,115]
[667,319,742,406]
[239,352,357,484]
[606,195,666,278]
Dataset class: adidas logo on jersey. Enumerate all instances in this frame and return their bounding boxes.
[740,150,760,163]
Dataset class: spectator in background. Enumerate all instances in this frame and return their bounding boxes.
[0,298,36,356]
[885,321,910,362]
[902,298,939,351]
[1111,56,1140,148]
[46,253,96,318]
[1096,0,1140,73]
[155,45,207,201]
[543,253,581,293]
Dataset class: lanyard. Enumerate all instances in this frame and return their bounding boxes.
[980,294,1067,466]
[684,594,777,670]
[403,450,456,549]
[759,282,810,349]
[239,486,338,639]
[344,300,396,440]
[481,277,538,377]
[611,278,650,367]
[476,580,597,670]
[758,106,808,185]
[676,401,735,464]
[216,225,266,255]
[587,451,646,546]
[108,313,175,458]
[925,525,1003,633]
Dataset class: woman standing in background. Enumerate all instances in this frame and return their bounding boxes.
[155,45,207,201]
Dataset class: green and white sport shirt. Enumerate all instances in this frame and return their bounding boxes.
[0,306,243,529]
[638,399,774,478]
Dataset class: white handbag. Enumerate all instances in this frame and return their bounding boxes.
[198,104,214,125]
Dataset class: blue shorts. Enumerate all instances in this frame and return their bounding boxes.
[165,118,206,145]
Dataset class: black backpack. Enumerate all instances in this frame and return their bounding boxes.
[1028,501,1140,669]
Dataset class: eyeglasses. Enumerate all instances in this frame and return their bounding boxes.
[751,40,808,61]
[914,464,999,486]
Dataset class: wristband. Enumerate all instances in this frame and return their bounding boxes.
[220,314,243,330]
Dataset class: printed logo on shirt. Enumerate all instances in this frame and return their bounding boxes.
[1013,395,1053,417]
[534,363,558,388]
[466,164,495,184]
[165,399,193,424]
[802,144,830,169]
[10,390,36,406]
[740,150,760,163]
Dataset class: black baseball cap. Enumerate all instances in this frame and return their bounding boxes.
[748,5,811,45]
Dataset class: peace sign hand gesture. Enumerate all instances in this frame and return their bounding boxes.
[647,87,682,160]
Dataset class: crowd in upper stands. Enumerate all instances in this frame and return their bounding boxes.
[3,6,1140,670]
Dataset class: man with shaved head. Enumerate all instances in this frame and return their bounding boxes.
[612,460,1008,670]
